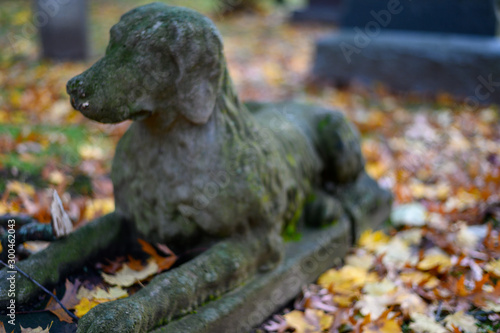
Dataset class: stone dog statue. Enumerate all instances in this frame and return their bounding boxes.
[0,3,391,332]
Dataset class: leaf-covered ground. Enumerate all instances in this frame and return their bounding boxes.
[1,0,499,332]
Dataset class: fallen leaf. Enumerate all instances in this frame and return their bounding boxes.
[74,297,108,318]
[138,239,177,272]
[409,313,447,333]
[345,252,375,270]
[356,295,394,320]
[45,279,80,323]
[363,279,396,296]
[485,259,500,277]
[390,203,427,227]
[443,311,478,333]
[76,286,128,300]
[362,318,401,333]
[358,230,390,252]
[50,190,73,238]
[417,252,452,272]
[20,323,52,333]
[283,310,316,333]
[101,258,158,287]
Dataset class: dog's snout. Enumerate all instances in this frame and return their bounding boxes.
[67,77,88,97]
[67,76,91,110]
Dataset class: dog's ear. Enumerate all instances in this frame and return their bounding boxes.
[177,78,220,124]
[161,19,224,125]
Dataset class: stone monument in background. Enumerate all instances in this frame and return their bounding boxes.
[292,0,344,24]
[312,0,500,105]
[37,0,88,61]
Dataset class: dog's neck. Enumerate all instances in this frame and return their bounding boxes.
[133,66,253,157]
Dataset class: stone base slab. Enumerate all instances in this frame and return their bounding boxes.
[313,31,500,105]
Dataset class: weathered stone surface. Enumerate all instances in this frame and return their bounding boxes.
[151,218,351,333]
[313,31,500,105]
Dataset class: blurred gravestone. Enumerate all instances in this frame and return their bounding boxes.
[312,0,500,105]
[37,0,88,61]
[292,0,344,24]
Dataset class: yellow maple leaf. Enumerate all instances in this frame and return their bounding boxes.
[76,286,128,300]
[417,252,452,272]
[283,310,316,333]
[443,311,478,333]
[358,230,390,252]
[319,266,377,292]
[20,323,52,333]
[409,313,447,333]
[363,318,401,333]
[101,258,158,287]
[485,259,500,277]
[74,297,108,318]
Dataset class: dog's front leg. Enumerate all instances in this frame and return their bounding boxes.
[0,212,128,307]
[76,236,273,333]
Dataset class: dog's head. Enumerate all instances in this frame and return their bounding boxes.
[67,3,224,125]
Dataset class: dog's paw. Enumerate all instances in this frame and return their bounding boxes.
[76,298,147,333]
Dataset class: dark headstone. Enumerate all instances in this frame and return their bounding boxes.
[37,0,88,61]
[292,0,344,24]
[312,0,500,104]
[341,0,497,36]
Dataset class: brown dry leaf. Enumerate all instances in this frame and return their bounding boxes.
[443,311,478,333]
[409,313,447,333]
[45,279,80,323]
[138,239,177,272]
[101,258,158,287]
[20,323,52,333]
[126,255,145,271]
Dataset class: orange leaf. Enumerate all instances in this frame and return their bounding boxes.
[45,279,80,323]
[138,239,177,272]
